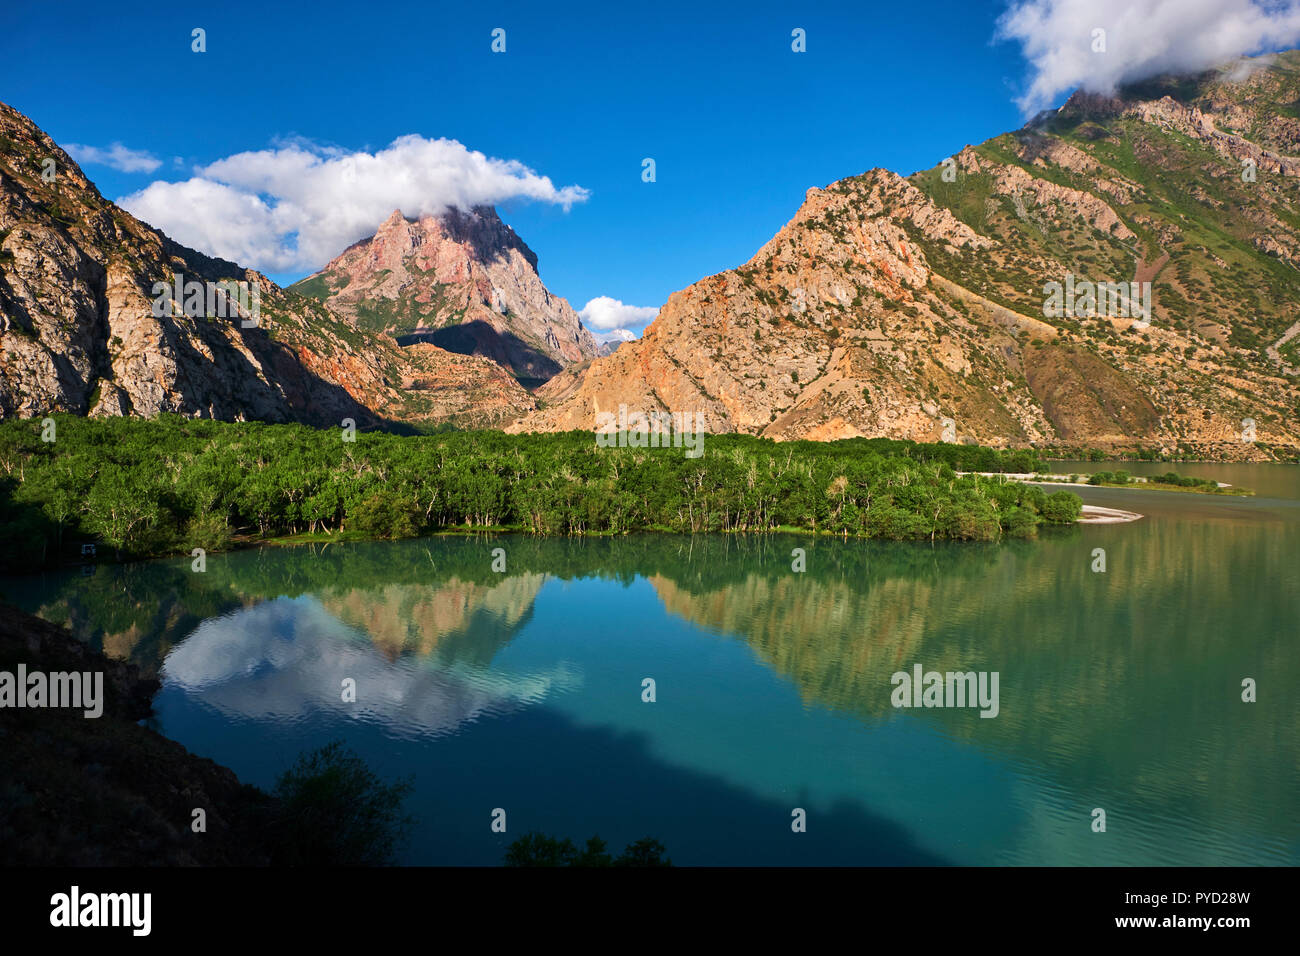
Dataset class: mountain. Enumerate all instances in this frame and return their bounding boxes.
[290,206,599,386]
[0,101,534,429]
[514,53,1300,460]
[7,49,1300,456]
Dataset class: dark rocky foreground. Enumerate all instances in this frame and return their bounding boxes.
[0,604,273,865]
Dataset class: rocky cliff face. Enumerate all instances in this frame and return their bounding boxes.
[291,206,598,384]
[0,101,534,429]
[515,53,1300,460]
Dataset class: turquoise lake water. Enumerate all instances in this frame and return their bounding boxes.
[4,463,1297,865]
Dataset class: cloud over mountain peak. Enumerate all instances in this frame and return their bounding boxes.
[119,135,589,273]
[998,0,1300,114]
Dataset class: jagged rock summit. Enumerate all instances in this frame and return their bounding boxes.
[291,204,598,385]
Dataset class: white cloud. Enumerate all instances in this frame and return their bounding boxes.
[579,296,658,333]
[996,0,1300,114]
[118,135,590,273]
[593,327,639,344]
[162,595,579,738]
[65,142,162,173]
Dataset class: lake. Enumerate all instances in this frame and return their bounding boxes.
[4,462,1297,865]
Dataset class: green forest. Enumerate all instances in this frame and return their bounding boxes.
[0,416,1080,570]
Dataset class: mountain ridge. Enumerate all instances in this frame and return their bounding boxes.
[3,52,1299,460]
[0,101,535,429]
[512,53,1300,460]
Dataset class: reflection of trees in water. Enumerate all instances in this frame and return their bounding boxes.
[20,544,553,674]
[16,534,1006,672]
[23,560,247,674]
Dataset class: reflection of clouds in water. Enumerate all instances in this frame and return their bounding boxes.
[161,595,581,738]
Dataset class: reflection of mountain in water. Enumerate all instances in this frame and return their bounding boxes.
[646,524,1299,845]
[161,594,580,739]
[320,573,548,665]
[14,541,553,673]
[8,524,1297,855]
[20,562,248,671]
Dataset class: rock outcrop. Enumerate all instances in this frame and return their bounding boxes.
[5,46,1300,459]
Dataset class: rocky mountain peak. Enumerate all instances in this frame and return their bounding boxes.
[294,204,597,384]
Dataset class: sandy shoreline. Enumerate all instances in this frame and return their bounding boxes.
[1078,505,1144,524]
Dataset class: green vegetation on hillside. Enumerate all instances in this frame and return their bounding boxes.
[0,416,1079,570]
[285,273,337,302]
[900,57,1300,411]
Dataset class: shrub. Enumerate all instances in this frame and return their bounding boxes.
[1003,506,1039,538]
[185,512,233,551]
[1040,490,1083,524]
[269,741,413,866]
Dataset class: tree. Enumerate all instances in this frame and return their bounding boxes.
[347,492,418,539]
[83,465,161,558]
[613,837,672,867]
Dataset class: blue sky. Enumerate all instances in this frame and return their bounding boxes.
[6,0,1285,336]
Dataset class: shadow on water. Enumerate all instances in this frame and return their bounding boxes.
[193,696,951,866]
[420,706,953,865]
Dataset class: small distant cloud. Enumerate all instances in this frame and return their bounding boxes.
[65,142,162,174]
[593,327,638,344]
[579,297,658,337]
[118,135,590,273]
[996,0,1300,115]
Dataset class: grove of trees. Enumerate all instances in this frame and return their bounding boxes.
[0,415,1081,570]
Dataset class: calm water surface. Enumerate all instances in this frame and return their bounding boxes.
[4,462,1297,865]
